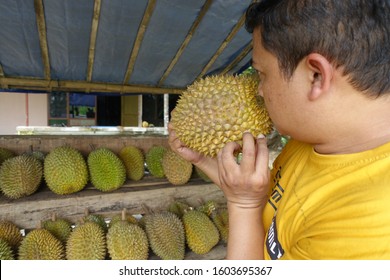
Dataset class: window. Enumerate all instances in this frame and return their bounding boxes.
[48,92,96,126]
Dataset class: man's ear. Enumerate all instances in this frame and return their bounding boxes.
[306,53,333,101]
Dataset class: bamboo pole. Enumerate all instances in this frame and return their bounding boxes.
[123,0,157,84]
[195,12,247,81]
[157,0,213,86]
[34,0,51,80]
[86,0,102,83]
[0,77,183,95]
[220,41,252,75]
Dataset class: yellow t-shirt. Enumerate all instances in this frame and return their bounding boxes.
[263,139,390,260]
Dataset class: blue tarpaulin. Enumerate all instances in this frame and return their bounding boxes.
[0,0,253,95]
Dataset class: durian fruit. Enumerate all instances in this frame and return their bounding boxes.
[182,209,219,255]
[162,149,193,185]
[82,209,108,233]
[109,209,138,227]
[18,228,65,260]
[0,147,15,166]
[210,207,229,244]
[42,214,72,244]
[44,146,88,195]
[194,166,212,182]
[0,155,43,199]
[197,200,229,243]
[23,145,46,162]
[171,74,273,157]
[88,147,126,192]
[168,200,192,218]
[0,238,14,260]
[66,221,106,260]
[0,220,23,250]
[144,211,185,260]
[145,146,167,178]
[106,210,149,260]
[119,145,145,181]
[196,200,218,216]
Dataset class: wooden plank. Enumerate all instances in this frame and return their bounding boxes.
[158,0,213,86]
[123,0,157,84]
[149,242,227,260]
[0,135,169,155]
[0,178,226,231]
[34,0,51,80]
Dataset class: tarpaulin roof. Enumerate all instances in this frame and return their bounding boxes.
[0,0,254,95]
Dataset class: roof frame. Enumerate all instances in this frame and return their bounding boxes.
[123,0,157,85]
[0,0,254,95]
[158,0,213,86]
[34,0,50,80]
[86,0,102,84]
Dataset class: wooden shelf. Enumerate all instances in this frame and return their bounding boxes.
[0,135,229,260]
[0,177,226,231]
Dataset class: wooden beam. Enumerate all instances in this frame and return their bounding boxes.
[195,10,247,81]
[34,0,51,80]
[0,77,184,95]
[86,0,102,83]
[158,0,213,86]
[220,41,252,75]
[123,0,157,84]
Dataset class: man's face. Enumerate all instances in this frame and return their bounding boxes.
[251,29,310,137]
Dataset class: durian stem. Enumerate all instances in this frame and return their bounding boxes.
[121,208,127,221]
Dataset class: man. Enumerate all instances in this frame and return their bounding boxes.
[169,0,390,259]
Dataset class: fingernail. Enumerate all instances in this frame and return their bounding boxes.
[257,134,265,139]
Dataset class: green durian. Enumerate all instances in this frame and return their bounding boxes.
[0,238,14,260]
[66,222,106,260]
[42,215,72,244]
[144,211,185,260]
[0,155,43,199]
[182,210,220,255]
[107,221,149,260]
[0,220,23,249]
[18,228,65,260]
[44,146,88,195]
[88,147,126,192]
[145,146,167,178]
[119,145,145,181]
[168,201,192,218]
[162,149,192,185]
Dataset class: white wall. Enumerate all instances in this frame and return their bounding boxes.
[0,92,48,135]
